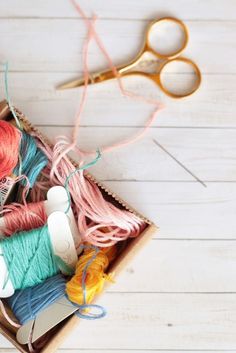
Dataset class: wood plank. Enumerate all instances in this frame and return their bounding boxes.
[104,182,236,239]
[37,126,236,182]
[0,0,235,20]
[0,348,232,353]
[41,293,236,349]
[109,240,236,293]
[0,19,234,73]
[1,293,236,350]
[4,72,235,128]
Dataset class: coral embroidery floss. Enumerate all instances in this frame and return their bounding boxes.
[0,121,21,207]
[0,201,47,236]
[0,120,21,181]
[0,120,48,208]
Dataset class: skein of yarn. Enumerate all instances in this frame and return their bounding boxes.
[66,247,112,305]
[0,201,47,236]
[0,226,60,291]
[0,120,21,180]
[14,131,48,188]
[7,274,66,325]
[31,135,145,247]
[5,246,112,327]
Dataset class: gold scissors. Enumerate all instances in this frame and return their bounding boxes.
[57,17,201,99]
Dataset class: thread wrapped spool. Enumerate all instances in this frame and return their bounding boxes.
[6,246,114,326]
[0,226,60,292]
[7,274,66,325]
[0,201,47,236]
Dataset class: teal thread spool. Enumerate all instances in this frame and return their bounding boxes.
[0,226,59,292]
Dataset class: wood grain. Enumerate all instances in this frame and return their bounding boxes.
[36,126,236,182]
[0,0,235,352]
[109,240,236,293]
[0,19,234,73]
[1,73,235,128]
[104,181,236,239]
[0,351,234,353]
[1,293,236,350]
[0,0,235,20]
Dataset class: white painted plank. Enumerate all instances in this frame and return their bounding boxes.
[4,72,235,128]
[104,182,236,239]
[0,19,234,73]
[37,126,236,182]
[0,348,232,353]
[109,240,236,293]
[61,293,236,349]
[0,0,235,20]
[1,293,236,350]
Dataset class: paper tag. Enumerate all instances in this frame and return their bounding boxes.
[0,177,15,209]
[17,296,77,344]
[48,211,78,270]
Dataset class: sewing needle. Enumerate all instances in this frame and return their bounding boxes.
[152,139,207,188]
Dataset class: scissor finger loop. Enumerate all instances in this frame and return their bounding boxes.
[145,17,189,59]
[158,57,202,98]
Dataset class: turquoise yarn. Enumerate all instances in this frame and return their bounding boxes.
[1,226,59,291]
[14,131,48,187]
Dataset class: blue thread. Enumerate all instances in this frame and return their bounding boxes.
[3,62,47,186]
[73,244,107,320]
[13,131,48,186]
[7,245,107,324]
[7,275,66,325]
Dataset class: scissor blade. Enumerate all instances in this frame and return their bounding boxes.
[57,78,88,90]
[57,69,117,90]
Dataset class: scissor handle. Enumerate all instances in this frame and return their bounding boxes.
[157,57,201,98]
[145,17,189,59]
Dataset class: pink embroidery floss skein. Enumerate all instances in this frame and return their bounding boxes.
[29,3,162,247]
[29,1,163,247]
[30,137,145,247]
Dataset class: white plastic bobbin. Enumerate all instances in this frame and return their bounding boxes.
[48,211,78,270]
[0,210,78,298]
[46,186,81,250]
[0,186,82,250]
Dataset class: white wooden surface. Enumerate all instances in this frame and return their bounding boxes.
[0,1,236,352]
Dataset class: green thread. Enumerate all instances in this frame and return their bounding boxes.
[1,226,59,290]
[64,149,101,213]
[3,62,22,129]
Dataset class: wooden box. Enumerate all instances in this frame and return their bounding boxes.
[0,100,157,353]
